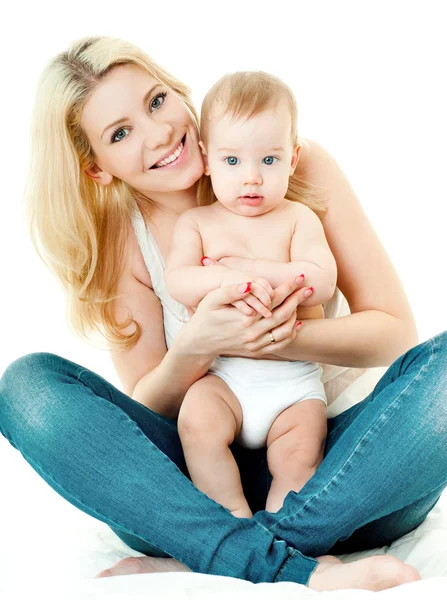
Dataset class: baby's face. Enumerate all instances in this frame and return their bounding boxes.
[202,102,300,216]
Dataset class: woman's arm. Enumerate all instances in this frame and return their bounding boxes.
[110,263,214,420]
[272,139,418,368]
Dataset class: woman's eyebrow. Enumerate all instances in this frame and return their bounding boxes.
[100,84,162,140]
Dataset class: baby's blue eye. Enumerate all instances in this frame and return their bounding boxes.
[263,156,277,165]
[225,157,240,166]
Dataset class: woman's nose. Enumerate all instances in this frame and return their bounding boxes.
[142,121,173,151]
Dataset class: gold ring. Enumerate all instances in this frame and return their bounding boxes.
[269,330,276,344]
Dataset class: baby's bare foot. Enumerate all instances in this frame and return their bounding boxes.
[94,556,191,579]
[309,555,420,591]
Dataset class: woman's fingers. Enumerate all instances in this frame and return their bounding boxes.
[270,275,306,310]
[241,279,275,317]
[254,284,313,335]
[200,281,254,310]
[243,293,272,318]
[257,323,300,355]
[251,311,297,349]
[231,300,257,316]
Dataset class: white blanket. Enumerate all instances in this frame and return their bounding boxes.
[1,434,447,598]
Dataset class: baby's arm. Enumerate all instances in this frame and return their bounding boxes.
[164,209,253,308]
[253,204,337,306]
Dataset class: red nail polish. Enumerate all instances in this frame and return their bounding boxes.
[295,321,302,329]
[244,282,252,293]
[200,256,210,266]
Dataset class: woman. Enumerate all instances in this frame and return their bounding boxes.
[1,35,445,591]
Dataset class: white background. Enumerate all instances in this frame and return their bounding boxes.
[0,0,446,580]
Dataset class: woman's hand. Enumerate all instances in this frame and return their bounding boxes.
[219,274,274,319]
[202,257,274,318]
[179,275,311,359]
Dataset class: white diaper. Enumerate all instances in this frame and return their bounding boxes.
[208,356,327,449]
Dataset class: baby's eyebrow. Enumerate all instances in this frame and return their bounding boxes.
[216,147,285,152]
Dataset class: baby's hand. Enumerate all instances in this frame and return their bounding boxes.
[222,278,274,318]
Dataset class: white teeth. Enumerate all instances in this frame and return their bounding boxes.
[154,140,183,168]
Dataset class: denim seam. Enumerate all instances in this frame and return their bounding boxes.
[275,548,295,581]
[269,336,435,534]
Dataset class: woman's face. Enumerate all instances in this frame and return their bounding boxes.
[81,64,204,201]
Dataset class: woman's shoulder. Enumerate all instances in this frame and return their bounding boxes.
[126,224,153,289]
[297,137,335,181]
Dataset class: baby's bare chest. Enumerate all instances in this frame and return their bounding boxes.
[199,211,294,263]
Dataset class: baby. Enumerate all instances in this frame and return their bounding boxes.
[164,71,337,517]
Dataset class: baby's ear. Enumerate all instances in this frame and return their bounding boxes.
[289,144,301,176]
[199,141,210,176]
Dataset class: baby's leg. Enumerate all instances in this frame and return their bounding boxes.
[177,374,253,518]
[265,399,327,513]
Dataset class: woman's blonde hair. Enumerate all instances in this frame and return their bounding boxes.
[197,71,327,218]
[24,36,200,351]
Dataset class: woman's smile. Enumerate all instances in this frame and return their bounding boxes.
[149,133,188,171]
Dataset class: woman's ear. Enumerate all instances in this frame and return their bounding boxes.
[85,163,113,185]
[199,141,210,176]
[289,144,301,176]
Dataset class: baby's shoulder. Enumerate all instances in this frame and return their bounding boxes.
[285,199,315,220]
[180,204,214,220]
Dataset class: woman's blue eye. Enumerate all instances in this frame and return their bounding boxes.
[150,91,167,111]
[225,157,239,166]
[110,91,168,143]
[263,156,277,165]
[111,127,130,143]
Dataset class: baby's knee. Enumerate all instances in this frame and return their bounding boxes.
[178,396,236,446]
[268,432,326,479]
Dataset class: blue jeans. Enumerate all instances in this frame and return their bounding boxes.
[1,331,446,585]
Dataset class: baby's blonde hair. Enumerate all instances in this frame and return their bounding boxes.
[197,71,327,218]
[24,36,199,351]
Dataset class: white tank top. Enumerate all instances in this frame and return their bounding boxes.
[130,203,386,413]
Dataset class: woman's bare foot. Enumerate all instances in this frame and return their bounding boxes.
[315,555,342,564]
[94,552,421,591]
[309,555,421,591]
[94,556,191,579]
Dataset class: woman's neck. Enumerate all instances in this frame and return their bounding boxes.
[140,183,198,220]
